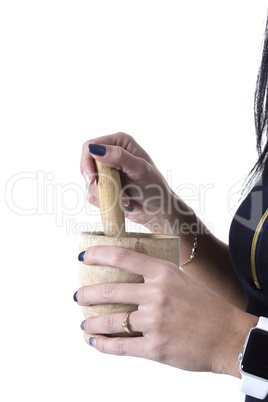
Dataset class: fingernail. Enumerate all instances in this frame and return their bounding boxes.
[88,144,107,156]
[73,291,78,302]
[89,337,96,347]
[80,320,85,331]
[78,251,86,262]
[83,171,93,186]
[124,204,134,212]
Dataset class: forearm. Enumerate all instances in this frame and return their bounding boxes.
[148,194,246,310]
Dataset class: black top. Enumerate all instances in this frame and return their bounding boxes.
[229,177,268,402]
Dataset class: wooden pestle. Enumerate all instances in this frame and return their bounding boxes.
[79,161,180,341]
[95,160,126,237]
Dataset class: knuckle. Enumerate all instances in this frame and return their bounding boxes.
[116,131,127,139]
[150,309,164,331]
[87,185,99,205]
[112,247,132,265]
[114,340,125,355]
[87,193,97,206]
[158,263,177,283]
[113,146,128,171]
[118,146,129,163]
[153,286,169,308]
[104,314,115,331]
[94,337,126,356]
[116,132,132,142]
[150,339,166,362]
[102,282,117,299]
[87,182,97,196]
[87,246,100,264]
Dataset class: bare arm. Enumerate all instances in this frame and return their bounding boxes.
[182,229,246,310]
[149,192,246,309]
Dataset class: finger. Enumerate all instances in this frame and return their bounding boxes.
[86,182,100,208]
[86,192,99,208]
[88,143,150,182]
[80,133,154,184]
[80,142,96,185]
[77,282,148,307]
[90,335,150,359]
[82,132,153,168]
[83,310,143,335]
[82,246,173,280]
[81,134,128,184]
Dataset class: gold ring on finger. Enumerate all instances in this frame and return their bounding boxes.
[122,311,133,334]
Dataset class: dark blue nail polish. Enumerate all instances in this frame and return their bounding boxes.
[88,144,107,156]
[124,204,134,212]
[73,291,78,302]
[89,337,95,347]
[78,251,86,262]
[80,320,85,331]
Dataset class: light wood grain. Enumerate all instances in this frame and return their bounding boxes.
[95,160,126,237]
[78,161,180,341]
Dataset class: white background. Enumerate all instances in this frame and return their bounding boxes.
[1,1,267,401]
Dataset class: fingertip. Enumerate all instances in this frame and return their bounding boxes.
[80,143,97,184]
[124,204,134,213]
[89,336,96,348]
[88,144,107,157]
[78,250,86,262]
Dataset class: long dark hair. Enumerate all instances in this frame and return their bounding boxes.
[250,14,268,185]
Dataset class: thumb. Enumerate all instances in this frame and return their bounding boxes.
[86,143,148,182]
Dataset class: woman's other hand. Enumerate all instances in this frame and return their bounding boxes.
[75,246,257,377]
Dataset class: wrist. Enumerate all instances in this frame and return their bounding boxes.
[215,310,258,378]
[238,316,268,399]
[147,194,194,235]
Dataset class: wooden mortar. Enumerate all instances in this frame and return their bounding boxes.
[78,161,180,342]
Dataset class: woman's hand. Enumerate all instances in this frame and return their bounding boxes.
[79,132,246,312]
[80,132,191,233]
[75,246,258,377]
